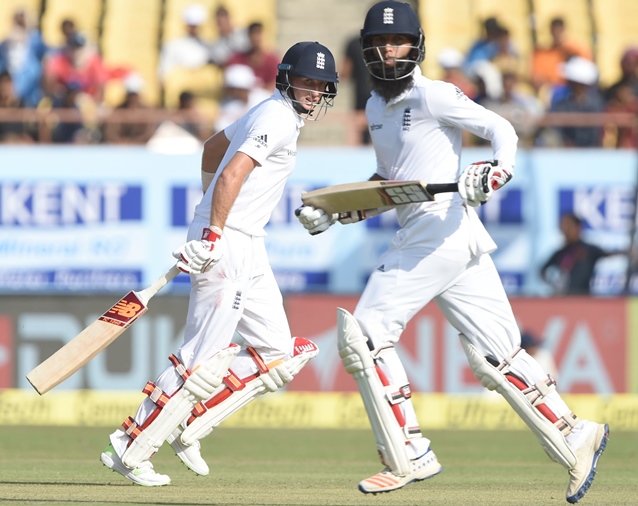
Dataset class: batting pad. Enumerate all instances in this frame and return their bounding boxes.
[460,334,577,469]
[121,344,240,469]
[337,308,411,476]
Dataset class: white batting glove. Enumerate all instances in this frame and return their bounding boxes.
[295,205,338,235]
[458,160,513,207]
[172,226,224,274]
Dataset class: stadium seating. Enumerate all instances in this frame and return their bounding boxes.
[101,0,162,106]
[591,0,638,87]
[0,0,42,40]
[40,0,103,47]
[530,0,593,52]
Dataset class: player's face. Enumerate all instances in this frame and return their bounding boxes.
[369,34,414,66]
[289,75,328,110]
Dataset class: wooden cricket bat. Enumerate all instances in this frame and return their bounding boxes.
[301,180,459,214]
[26,264,181,395]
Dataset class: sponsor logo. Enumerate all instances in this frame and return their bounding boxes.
[454,86,469,101]
[252,134,268,148]
[316,52,325,69]
[100,292,145,325]
[377,264,385,272]
[383,7,394,24]
[370,123,383,131]
[294,338,318,356]
[287,149,297,157]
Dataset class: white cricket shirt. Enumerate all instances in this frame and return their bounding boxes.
[367,66,518,231]
[194,89,303,236]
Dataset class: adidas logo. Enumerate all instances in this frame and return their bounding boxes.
[377,264,385,272]
[252,134,268,148]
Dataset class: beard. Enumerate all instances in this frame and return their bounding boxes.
[370,73,414,102]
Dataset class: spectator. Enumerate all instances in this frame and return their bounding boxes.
[520,331,559,382]
[491,26,520,75]
[158,4,211,82]
[226,22,278,91]
[540,213,620,295]
[437,47,476,99]
[208,6,250,67]
[465,17,517,73]
[549,57,604,147]
[43,32,108,104]
[604,47,638,103]
[173,90,211,141]
[104,73,154,144]
[0,8,48,107]
[50,80,88,143]
[605,80,638,148]
[481,69,544,146]
[531,17,593,100]
[214,63,269,132]
[0,70,33,142]
[340,34,373,145]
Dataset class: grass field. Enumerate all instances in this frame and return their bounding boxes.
[0,426,636,506]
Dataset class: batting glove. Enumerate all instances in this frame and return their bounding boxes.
[295,206,338,235]
[458,160,513,207]
[172,226,224,274]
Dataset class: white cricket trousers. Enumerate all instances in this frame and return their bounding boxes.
[354,206,571,458]
[110,223,293,456]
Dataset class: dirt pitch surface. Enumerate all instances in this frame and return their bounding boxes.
[0,426,636,505]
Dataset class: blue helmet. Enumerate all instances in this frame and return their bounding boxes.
[276,41,338,119]
[360,1,425,80]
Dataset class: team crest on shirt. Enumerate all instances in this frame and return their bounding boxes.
[402,107,411,131]
[252,134,268,148]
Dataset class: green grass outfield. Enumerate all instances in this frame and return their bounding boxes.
[0,427,636,506]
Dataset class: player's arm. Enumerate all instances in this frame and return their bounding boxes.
[201,130,231,192]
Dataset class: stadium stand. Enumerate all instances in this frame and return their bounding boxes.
[591,0,638,86]
[0,0,42,40]
[530,0,593,54]
[40,0,103,48]
[101,0,162,106]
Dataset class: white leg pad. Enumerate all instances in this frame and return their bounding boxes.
[181,337,319,445]
[460,334,577,469]
[337,308,411,476]
[121,344,240,468]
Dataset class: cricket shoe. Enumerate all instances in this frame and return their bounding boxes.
[100,444,171,486]
[168,433,210,476]
[565,421,609,503]
[358,449,443,494]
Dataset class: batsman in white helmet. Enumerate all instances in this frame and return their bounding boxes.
[99,41,339,486]
[296,2,608,503]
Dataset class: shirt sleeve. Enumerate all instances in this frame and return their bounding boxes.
[427,81,518,167]
[235,105,295,166]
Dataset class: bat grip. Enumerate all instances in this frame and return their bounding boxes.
[426,182,459,195]
[137,264,181,304]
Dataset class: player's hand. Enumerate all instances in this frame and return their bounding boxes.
[458,160,513,207]
[172,226,224,274]
[295,205,338,235]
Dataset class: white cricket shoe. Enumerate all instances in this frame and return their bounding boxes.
[358,449,443,494]
[565,421,609,503]
[168,435,210,476]
[100,444,171,486]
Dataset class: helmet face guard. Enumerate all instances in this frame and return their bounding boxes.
[275,42,339,121]
[360,1,426,81]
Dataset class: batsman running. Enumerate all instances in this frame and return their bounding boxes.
[296,2,608,503]
[99,41,339,485]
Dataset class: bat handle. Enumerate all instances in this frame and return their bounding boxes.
[137,264,181,304]
[426,182,459,195]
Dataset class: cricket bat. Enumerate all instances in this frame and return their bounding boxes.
[301,180,459,214]
[26,264,181,395]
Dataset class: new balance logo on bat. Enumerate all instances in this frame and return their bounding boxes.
[99,292,145,325]
[108,300,142,318]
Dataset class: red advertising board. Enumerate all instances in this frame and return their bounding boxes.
[285,296,627,394]
[0,316,13,388]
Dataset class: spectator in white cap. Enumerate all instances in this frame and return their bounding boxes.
[548,57,604,147]
[437,47,476,100]
[214,63,270,132]
[105,72,155,144]
[158,4,212,83]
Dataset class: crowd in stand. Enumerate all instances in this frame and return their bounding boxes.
[0,5,637,147]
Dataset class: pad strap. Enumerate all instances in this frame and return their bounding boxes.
[555,411,580,436]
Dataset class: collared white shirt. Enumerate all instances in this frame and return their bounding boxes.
[194,90,303,236]
[367,67,518,229]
